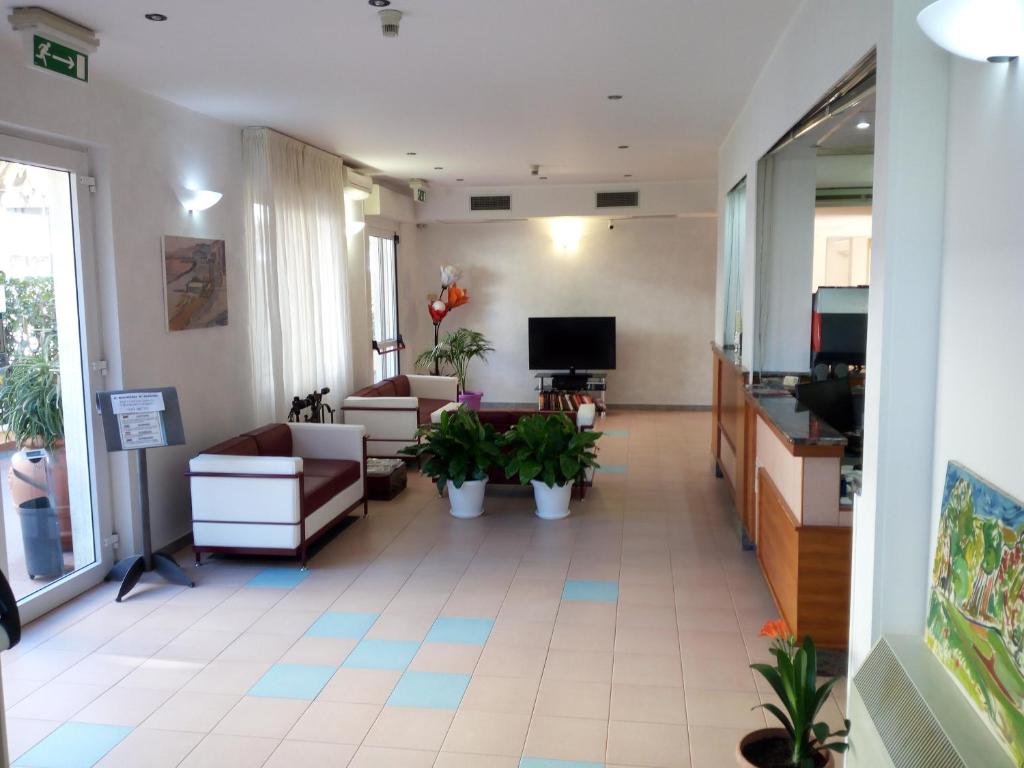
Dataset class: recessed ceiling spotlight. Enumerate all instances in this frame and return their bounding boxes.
[434,166,443,170]
[856,120,871,130]
[618,145,629,149]
[539,176,548,180]
[607,94,623,100]
[624,174,633,178]
[456,178,464,182]
[369,0,390,5]
[406,152,417,156]
[145,12,167,21]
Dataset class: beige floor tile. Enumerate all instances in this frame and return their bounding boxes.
[94,727,204,768]
[459,674,539,715]
[686,725,748,768]
[543,649,613,683]
[535,679,611,720]
[155,629,240,662]
[607,719,690,768]
[474,643,547,679]
[8,680,107,721]
[486,619,554,649]
[319,668,402,704]
[364,610,437,642]
[6,717,60,762]
[434,753,519,768]
[263,739,357,768]
[613,653,683,687]
[54,653,145,687]
[678,630,748,663]
[550,621,616,652]
[214,695,310,738]
[441,709,530,756]
[118,658,205,691]
[178,732,280,768]
[616,603,678,629]
[2,675,46,707]
[615,627,681,656]
[143,690,241,732]
[683,689,766,730]
[610,684,686,725]
[2,648,86,682]
[363,706,454,751]
[71,685,173,726]
[525,714,608,763]
[215,632,295,663]
[408,642,482,674]
[348,746,437,767]
[182,659,271,695]
[280,636,358,666]
[287,700,382,744]
[555,601,617,627]
[682,655,757,692]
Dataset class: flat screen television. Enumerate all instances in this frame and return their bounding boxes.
[528,316,616,372]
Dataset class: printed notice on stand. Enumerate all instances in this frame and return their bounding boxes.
[117,411,167,449]
[110,391,165,415]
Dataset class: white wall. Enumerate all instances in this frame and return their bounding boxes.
[812,206,873,290]
[931,62,1024,548]
[401,216,717,406]
[0,39,252,552]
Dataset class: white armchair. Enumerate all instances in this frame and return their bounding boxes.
[188,422,367,566]
[342,374,457,457]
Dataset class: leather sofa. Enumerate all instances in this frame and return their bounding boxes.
[188,422,367,566]
[342,374,458,457]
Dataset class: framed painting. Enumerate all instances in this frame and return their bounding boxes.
[162,235,228,331]
[927,462,1024,765]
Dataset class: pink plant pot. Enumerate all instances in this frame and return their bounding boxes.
[458,391,483,411]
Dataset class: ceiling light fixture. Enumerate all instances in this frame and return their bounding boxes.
[539,176,548,180]
[406,152,417,156]
[856,120,871,130]
[918,0,1024,62]
[434,166,443,170]
[618,145,629,149]
[456,178,464,182]
[144,13,167,21]
[624,174,633,178]
[174,186,222,213]
[379,9,402,38]
[368,0,390,6]
[607,94,623,100]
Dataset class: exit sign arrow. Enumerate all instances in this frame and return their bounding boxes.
[32,34,88,82]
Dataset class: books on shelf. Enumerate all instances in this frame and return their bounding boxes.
[537,390,596,412]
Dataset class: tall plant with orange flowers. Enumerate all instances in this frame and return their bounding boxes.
[425,265,470,375]
[741,620,850,768]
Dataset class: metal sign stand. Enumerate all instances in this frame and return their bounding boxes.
[96,387,194,602]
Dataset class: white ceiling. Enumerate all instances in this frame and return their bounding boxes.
[1,0,803,186]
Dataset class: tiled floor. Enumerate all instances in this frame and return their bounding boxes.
[1,410,847,768]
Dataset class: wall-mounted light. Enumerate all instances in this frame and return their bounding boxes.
[550,218,584,254]
[918,0,1024,62]
[174,186,222,213]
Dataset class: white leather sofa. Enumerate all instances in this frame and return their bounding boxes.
[341,374,457,457]
[188,422,367,566]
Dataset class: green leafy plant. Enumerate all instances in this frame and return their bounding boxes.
[415,328,494,394]
[501,413,601,488]
[749,621,850,767]
[400,407,502,493]
[0,335,63,449]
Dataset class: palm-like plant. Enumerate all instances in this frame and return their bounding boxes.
[0,337,63,449]
[416,328,493,395]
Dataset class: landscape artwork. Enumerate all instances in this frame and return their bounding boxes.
[162,236,228,331]
[927,462,1024,766]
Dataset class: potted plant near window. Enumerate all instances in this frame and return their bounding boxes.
[502,413,601,520]
[401,407,501,518]
[416,328,493,411]
[739,621,850,768]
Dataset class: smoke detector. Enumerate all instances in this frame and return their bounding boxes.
[379,9,402,38]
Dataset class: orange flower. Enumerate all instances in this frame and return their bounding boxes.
[760,619,789,639]
[446,282,470,309]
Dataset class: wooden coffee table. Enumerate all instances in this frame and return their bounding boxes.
[366,458,407,500]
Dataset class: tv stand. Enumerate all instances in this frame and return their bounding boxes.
[535,372,607,415]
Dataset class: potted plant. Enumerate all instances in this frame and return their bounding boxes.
[400,407,502,518]
[501,413,601,520]
[416,328,494,411]
[739,620,850,768]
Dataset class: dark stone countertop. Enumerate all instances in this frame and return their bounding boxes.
[750,391,848,447]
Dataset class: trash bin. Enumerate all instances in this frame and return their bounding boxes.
[17,496,63,579]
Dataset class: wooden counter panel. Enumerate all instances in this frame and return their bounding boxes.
[757,469,800,633]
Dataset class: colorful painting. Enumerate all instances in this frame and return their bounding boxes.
[162,236,228,331]
[927,462,1024,765]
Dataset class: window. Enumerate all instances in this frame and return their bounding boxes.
[722,178,747,346]
[368,232,399,382]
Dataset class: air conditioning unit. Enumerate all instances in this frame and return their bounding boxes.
[344,169,373,201]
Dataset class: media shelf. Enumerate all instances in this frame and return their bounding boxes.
[534,372,607,415]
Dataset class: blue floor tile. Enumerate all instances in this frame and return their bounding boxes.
[596,464,626,474]
[248,663,336,699]
[246,568,309,589]
[342,639,421,670]
[15,722,132,768]
[562,579,619,603]
[387,670,471,709]
[425,616,494,645]
[306,612,378,639]
[520,759,604,768]
[601,429,630,437]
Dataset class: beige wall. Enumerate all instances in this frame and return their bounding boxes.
[400,216,717,406]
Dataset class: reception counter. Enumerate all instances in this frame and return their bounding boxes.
[711,343,852,649]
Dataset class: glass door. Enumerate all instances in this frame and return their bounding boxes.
[368,232,400,383]
[0,134,112,623]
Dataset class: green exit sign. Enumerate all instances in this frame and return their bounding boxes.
[32,34,88,82]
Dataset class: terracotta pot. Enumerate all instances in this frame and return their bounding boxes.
[736,728,834,768]
[9,443,72,552]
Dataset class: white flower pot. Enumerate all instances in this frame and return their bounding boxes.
[447,478,487,518]
[531,479,573,520]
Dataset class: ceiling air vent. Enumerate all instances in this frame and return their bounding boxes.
[596,191,639,208]
[470,195,511,212]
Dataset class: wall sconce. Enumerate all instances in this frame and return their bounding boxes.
[550,217,584,254]
[918,0,1024,62]
[174,186,222,213]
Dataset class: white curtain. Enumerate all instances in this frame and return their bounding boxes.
[243,127,354,422]
[722,178,747,346]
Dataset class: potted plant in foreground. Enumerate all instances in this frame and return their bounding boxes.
[739,620,850,768]
[401,407,501,518]
[502,413,601,520]
[416,328,493,411]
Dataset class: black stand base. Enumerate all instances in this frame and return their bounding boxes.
[106,552,194,602]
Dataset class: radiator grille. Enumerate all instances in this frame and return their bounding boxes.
[470,195,511,211]
[595,191,639,208]
[853,639,965,768]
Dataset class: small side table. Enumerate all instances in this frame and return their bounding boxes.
[366,458,407,501]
